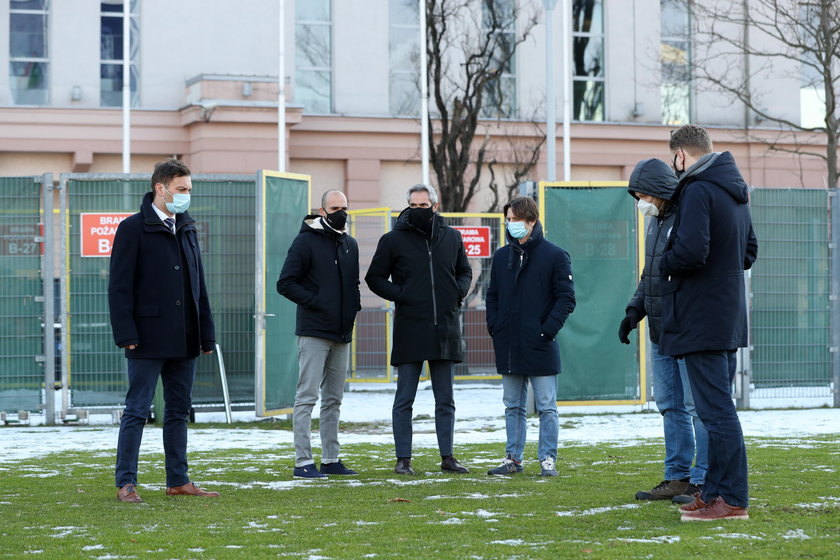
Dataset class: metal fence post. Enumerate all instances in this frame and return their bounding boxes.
[831,191,840,408]
[41,174,56,425]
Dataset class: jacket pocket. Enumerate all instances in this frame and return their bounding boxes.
[135,304,159,317]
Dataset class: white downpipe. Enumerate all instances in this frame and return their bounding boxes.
[419,0,430,186]
[278,0,287,172]
[121,2,130,173]
[562,0,571,181]
[544,0,557,182]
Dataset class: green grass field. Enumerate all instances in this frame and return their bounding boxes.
[0,431,838,559]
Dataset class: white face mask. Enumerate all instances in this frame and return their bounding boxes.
[637,199,660,217]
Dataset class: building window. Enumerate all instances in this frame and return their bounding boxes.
[389,0,420,116]
[9,0,50,105]
[295,0,332,114]
[100,0,139,107]
[660,0,690,125]
[482,0,517,118]
[800,4,825,129]
[572,0,604,121]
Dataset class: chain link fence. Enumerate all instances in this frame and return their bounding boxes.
[0,179,836,416]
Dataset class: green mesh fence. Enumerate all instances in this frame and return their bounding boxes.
[64,175,256,408]
[543,185,641,401]
[0,177,43,412]
[749,188,831,395]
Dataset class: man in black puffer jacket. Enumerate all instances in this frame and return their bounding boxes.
[619,158,708,504]
[277,190,361,479]
[661,125,758,522]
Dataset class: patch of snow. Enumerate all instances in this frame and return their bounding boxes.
[781,529,811,540]
[490,539,525,545]
[556,504,640,517]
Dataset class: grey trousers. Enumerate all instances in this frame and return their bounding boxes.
[293,336,350,467]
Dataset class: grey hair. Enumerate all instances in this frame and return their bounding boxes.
[406,183,438,204]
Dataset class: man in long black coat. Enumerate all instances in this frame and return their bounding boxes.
[365,184,472,475]
[108,159,218,503]
[661,125,758,521]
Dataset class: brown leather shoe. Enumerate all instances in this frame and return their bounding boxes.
[116,483,143,503]
[679,493,707,512]
[441,455,469,474]
[165,482,220,497]
[680,496,748,521]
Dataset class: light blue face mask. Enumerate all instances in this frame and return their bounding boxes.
[506,221,530,240]
[163,188,191,214]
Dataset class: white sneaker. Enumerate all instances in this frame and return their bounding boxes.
[540,457,557,477]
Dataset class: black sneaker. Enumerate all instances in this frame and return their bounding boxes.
[487,456,523,475]
[635,478,689,500]
[672,483,703,504]
[394,458,415,475]
[319,460,357,475]
[293,464,327,479]
[441,455,469,474]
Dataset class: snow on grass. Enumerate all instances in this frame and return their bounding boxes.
[613,536,680,544]
[781,529,811,540]
[556,504,641,517]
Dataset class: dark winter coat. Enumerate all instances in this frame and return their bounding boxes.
[276,216,361,343]
[365,209,472,366]
[108,191,215,359]
[485,221,576,376]
[659,151,758,356]
[625,158,680,344]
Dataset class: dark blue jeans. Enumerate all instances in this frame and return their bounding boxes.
[115,357,196,488]
[683,350,748,508]
[393,360,455,458]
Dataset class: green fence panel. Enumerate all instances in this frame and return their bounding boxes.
[260,173,310,414]
[543,185,640,401]
[65,175,255,408]
[0,177,43,412]
[750,188,831,392]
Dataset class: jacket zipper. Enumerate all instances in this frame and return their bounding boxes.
[508,249,526,373]
[426,239,438,326]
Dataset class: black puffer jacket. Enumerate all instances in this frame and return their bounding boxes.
[659,151,758,356]
[365,209,472,366]
[276,216,361,343]
[625,158,679,344]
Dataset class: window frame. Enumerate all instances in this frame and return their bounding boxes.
[99,0,140,108]
[571,0,606,122]
[9,0,51,105]
[295,0,333,115]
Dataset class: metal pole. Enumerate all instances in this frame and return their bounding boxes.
[216,344,233,424]
[544,0,557,182]
[278,0,287,172]
[121,2,130,173]
[419,0,430,185]
[561,0,571,181]
[42,174,55,425]
[59,175,70,415]
[831,191,840,407]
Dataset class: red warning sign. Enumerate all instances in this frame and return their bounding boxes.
[452,225,492,258]
[80,213,133,257]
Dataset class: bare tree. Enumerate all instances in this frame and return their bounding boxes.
[425,0,542,211]
[685,0,840,188]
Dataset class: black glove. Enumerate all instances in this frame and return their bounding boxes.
[618,309,641,344]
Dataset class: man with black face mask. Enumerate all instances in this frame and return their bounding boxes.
[366,184,473,476]
[277,189,361,478]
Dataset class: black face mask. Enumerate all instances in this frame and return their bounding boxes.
[673,152,685,178]
[324,209,347,231]
[407,206,435,228]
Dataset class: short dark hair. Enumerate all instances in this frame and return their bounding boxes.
[503,196,539,222]
[150,159,191,191]
[669,124,713,156]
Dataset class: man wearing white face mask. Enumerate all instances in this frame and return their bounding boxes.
[619,158,708,504]
[109,159,217,502]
